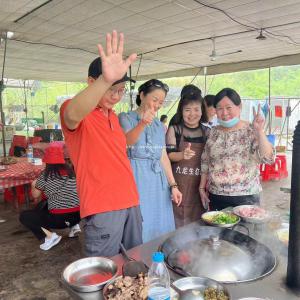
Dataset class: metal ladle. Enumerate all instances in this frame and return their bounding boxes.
[170,282,204,300]
[119,243,148,277]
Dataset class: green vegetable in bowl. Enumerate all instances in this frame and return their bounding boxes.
[210,213,239,224]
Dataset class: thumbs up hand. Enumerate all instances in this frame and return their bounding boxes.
[140,104,155,125]
[183,142,195,160]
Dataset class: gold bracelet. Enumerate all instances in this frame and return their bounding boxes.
[199,187,205,190]
[170,183,179,189]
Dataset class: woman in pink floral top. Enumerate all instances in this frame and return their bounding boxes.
[199,88,274,210]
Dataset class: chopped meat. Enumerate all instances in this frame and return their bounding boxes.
[237,206,267,219]
[104,273,148,300]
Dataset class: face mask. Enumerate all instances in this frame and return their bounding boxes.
[218,117,239,128]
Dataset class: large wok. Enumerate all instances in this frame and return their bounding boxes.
[159,223,276,283]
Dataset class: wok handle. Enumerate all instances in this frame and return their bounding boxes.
[119,243,133,261]
[166,249,193,276]
[172,265,192,277]
[231,223,250,236]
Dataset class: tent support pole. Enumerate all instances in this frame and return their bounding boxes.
[0,33,8,157]
[204,67,207,95]
[268,67,271,135]
[129,65,134,111]
[23,80,29,138]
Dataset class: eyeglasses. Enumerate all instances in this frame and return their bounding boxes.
[107,87,127,96]
[140,79,169,93]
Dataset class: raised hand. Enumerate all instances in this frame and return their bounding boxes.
[140,103,156,125]
[183,143,195,160]
[252,103,265,132]
[97,30,137,85]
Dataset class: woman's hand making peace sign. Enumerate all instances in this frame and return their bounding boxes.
[252,103,265,132]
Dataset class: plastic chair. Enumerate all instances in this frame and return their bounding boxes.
[276,154,288,179]
[4,186,26,205]
[27,136,42,146]
[9,135,27,156]
[260,158,281,181]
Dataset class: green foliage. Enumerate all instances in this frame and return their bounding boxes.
[163,65,300,99]
[2,65,300,124]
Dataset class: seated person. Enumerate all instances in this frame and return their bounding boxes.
[19,143,81,251]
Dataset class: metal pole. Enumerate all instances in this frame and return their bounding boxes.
[23,80,29,138]
[287,99,290,150]
[0,33,8,156]
[45,88,49,125]
[204,67,207,95]
[41,111,45,125]
[268,67,271,135]
[129,65,134,111]
[287,120,300,289]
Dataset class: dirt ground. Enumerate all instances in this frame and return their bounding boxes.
[0,153,292,300]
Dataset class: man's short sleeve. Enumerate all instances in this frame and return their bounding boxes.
[60,99,83,134]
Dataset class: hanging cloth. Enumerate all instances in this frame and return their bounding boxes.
[275,105,283,118]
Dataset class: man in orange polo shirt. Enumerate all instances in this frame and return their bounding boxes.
[60,31,142,257]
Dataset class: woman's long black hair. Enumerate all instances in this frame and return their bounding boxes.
[44,158,75,181]
[169,84,208,126]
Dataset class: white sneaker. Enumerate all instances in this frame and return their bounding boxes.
[68,224,81,238]
[40,232,62,251]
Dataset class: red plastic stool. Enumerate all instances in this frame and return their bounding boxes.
[4,186,29,205]
[260,158,281,181]
[27,136,42,146]
[276,154,288,178]
[4,188,14,202]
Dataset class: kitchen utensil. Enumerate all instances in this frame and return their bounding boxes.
[170,281,204,300]
[159,223,276,283]
[62,256,118,292]
[120,243,148,277]
[171,276,230,300]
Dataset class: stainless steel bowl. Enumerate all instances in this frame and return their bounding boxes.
[201,211,240,228]
[62,257,118,292]
[233,205,270,224]
[237,298,269,300]
[171,276,231,299]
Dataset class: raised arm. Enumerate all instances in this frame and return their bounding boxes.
[252,104,274,161]
[64,31,137,130]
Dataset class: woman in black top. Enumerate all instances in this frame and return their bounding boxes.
[166,85,209,228]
